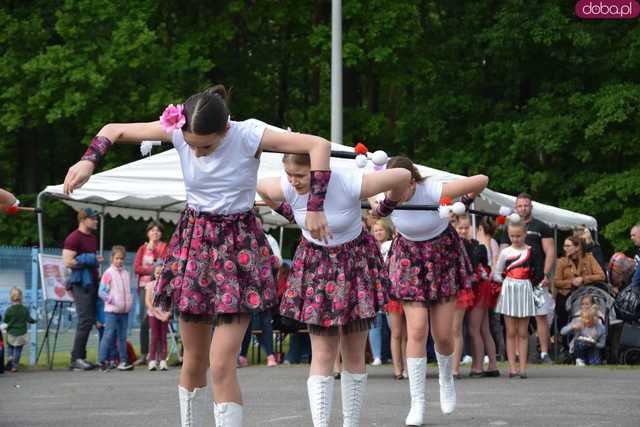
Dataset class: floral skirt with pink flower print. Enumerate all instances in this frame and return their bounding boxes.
[280,232,389,335]
[153,209,279,321]
[387,226,474,306]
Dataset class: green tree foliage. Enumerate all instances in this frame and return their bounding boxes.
[0,1,638,254]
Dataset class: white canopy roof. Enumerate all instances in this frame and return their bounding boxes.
[41,143,597,230]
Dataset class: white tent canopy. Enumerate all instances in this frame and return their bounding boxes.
[39,142,597,231]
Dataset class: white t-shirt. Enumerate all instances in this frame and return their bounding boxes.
[389,178,448,241]
[172,119,282,214]
[282,169,363,246]
[380,240,392,262]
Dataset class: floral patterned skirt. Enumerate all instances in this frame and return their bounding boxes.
[153,208,279,321]
[280,231,389,335]
[387,225,474,306]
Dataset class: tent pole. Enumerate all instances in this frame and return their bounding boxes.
[331,0,342,144]
[553,225,559,362]
[37,191,46,251]
[99,208,105,275]
[279,226,284,256]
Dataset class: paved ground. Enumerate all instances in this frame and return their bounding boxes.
[1,364,639,426]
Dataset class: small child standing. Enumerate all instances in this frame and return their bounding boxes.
[146,262,170,371]
[98,246,134,371]
[4,287,36,372]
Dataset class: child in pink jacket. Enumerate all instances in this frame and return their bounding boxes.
[98,246,134,371]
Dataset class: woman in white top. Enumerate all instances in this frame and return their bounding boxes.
[63,85,332,427]
[258,154,411,427]
[368,220,393,368]
[372,156,488,426]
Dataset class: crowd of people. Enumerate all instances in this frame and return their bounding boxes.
[1,83,640,427]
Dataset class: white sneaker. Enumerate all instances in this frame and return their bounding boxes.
[148,360,158,371]
[159,360,168,371]
[117,362,133,371]
[460,355,472,366]
[575,358,586,367]
[371,358,382,366]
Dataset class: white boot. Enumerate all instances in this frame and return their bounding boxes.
[436,351,456,415]
[214,402,243,427]
[405,358,426,426]
[307,375,334,427]
[178,385,211,427]
[341,371,367,427]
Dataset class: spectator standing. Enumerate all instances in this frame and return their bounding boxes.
[63,208,103,371]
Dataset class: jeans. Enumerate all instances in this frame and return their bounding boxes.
[97,325,117,361]
[7,344,23,366]
[575,340,601,365]
[71,284,98,361]
[98,312,129,364]
[285,333,311,363]
[240,311,274,357]
[369,312,385,360]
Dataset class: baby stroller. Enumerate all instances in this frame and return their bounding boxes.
[564,285,615,363]
[614,285,640,364]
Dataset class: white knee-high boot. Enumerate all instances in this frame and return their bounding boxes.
[213,401,243,427]
[341,371,367,427]
[307,375,335,427]
[405,357,426,426]
[436,351,456,415]
[178,385,211,427]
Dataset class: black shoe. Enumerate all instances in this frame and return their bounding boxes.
[70,359,94,371]
[453,373,462,380]
[519,373,528,379]
[469,371,484,378]
[483,370,500,377]
[334,372,341,380]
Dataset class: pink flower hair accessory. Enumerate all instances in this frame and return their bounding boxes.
[159,104,186,133]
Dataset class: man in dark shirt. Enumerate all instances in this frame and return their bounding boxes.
[500,193,556,364]
[62,208,103,370]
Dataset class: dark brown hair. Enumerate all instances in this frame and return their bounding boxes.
[282,153,311,167]
[386,156,425,182]
[146,220,163,233]
[182,85,230,135]
[479,217,497,236]
[516,192,533,202]
[565,235,585,253]
[455,213,471,224]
